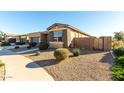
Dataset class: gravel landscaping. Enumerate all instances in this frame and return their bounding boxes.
[23,49,114,81]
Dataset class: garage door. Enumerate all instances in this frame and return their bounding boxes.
[31,37,40,43]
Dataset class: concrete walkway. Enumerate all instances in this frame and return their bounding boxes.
[0,48,54,81]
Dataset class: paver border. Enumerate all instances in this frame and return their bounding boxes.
[110,51,116,59]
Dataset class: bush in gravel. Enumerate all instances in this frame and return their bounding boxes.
[0,60,5,67]
[54,48,69,61]
[38,42,49,50]
[29,42,37,47]
[112,65,124,81]
[112,47,124,57]
[72,48,80,56]
[15,46,19,49]
[0,42,11,46]
[27,46,31,49]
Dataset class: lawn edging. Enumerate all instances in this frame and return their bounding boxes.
[110,51,116,59]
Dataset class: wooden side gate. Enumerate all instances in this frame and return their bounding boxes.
[74,36,112,51]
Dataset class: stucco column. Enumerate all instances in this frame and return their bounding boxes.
[48,32,53,42]
[63,29,71,47]
[29,37,31,43]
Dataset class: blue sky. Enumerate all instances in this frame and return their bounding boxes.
[0,11,124,37]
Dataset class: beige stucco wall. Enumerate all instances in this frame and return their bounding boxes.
[67,28,89,47]
[48,25,66,31]
[28,32,41,37]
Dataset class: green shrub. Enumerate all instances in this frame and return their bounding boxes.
[29,42,37,47]
[54,48,69,61]
[0,42,11,46]
[112,65,123,71]
[112,47,124,57]
[38,43,49,50]
[112,65,124,81]
[115,56,124,66]
[0,60,5,67]
[112,48,124,80]
[27,46,31,49]
[15,46,19,49]
[72,48,80,56]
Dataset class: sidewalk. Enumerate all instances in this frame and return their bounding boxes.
[0,48,54,81]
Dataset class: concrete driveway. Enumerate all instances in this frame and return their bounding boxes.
[0,48,54,81]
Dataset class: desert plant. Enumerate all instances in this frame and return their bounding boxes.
[27,46,31,49]
[112,47,124,57]
[115,56,124,67]
[29,42,37,47]
[0,42,11,46]
[112,41,124,49]
[38,42,49,50]
[72,48,80,56]
[0,60,5,67]
[112,65,124,81]
[15,46,19,49]
[54,48,69,61]
[112,65,123,71]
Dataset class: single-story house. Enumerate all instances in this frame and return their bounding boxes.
[47,23,91,48]
[15,34,27,43]
[14,23,91,48]
[2,33,18,43]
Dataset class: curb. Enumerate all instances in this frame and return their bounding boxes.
[16,48,38,54]
[110,51,116,59]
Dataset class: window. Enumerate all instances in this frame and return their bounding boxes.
[53,31,62,42]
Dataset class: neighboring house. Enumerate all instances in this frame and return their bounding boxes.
[28,31,48,43]
[15,34,28,43]
[0,32,18,43]
[15,23,91,48]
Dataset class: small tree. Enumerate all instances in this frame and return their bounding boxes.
[0,31,7,41]
[114,31,124,41]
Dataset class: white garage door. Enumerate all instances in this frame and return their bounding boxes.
[32,37,40,43]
